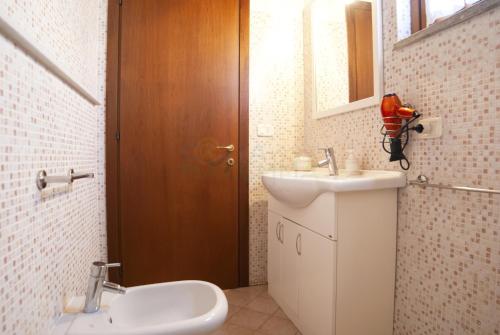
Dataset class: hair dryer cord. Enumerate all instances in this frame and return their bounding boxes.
[381,130,392,154]
[400,157,410,170]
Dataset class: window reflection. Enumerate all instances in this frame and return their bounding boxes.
[426,0,480,26]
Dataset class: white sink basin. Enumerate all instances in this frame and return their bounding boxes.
[262,169,406,208]
[57,281,227,335]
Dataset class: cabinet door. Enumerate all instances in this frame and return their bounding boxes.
[267,211,282,301]
[281,218,300,317]
[298,227,335,335]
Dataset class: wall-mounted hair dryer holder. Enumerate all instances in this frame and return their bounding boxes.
[380,93,424,170]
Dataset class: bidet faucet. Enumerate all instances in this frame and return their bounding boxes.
[83,261,126,313]
[318,147,338,176]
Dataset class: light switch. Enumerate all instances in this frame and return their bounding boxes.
[257,124,274,137]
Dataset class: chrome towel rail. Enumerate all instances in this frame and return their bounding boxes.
[408,175,500,195]
[36,169,94,190]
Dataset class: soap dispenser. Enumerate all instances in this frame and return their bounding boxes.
[293,154,312,171]
[345,149,361,176]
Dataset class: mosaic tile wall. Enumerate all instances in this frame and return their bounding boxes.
[0,1,108,334]
[249,0,305,284]
[304,1,500,334]
[0,0,102,96]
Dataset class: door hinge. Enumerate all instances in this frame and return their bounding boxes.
[115,130,120,141]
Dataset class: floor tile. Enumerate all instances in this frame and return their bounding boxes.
[246,296,279,315]
[210,324,255,335]
[257,291,272,299]
[224,290,254,307]
[230,285,267,298]
[273,308,289,319]
[228,307,271,330]
[219,285,300,335]
[259,315,299,335]
[224,286,264,307]
[227,304,241,319]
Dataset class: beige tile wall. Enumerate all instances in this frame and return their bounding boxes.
[0,1,108,334]
[304,1,500,334]
[249,0,306,285]
[0,0,497,334]
[0,1,103,97]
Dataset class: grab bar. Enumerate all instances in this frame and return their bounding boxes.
[408,175,500,195]
[36,169,94,190]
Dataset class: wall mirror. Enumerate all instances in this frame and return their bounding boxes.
[307,0,383,119]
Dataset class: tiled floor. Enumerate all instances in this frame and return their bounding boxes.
[211,285,302,335]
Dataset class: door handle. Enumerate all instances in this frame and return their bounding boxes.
[216,144,234,152]
[276,221,280,241]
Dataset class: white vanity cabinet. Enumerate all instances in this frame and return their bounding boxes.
[267,211,282,304]
[267,189,398,335]
[268,211,334,335]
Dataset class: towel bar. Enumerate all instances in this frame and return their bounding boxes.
[408,175,500,195]
[36,169,94,190]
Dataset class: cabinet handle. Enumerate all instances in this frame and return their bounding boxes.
[296,233,302,255]
[279,223,284,244]
[276,221,280,241]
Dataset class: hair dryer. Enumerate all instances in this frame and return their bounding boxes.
[380,93,423,170]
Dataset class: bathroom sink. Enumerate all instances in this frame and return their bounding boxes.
[262,169,406,208]
[58,281,227,335]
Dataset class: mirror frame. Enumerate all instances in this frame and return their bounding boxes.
[309,0,383,119]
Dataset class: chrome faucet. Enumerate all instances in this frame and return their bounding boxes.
[318,147,338,176]
[83,261,126,313]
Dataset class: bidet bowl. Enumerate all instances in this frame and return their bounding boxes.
[65,280,228,335]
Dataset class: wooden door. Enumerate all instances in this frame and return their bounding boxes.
[346,1,374,102]
[113,0,246,289]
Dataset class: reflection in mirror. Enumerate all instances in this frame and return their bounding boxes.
[308,0,381,118]
[411,0,480,33]
[345,1,374,102]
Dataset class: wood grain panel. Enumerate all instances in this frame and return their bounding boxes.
[111,0,244,288]
[105,0,122,283]
[238,0,250,287]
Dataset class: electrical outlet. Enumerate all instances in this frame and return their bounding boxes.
[257,124,274,137]
[415,117,442,139]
